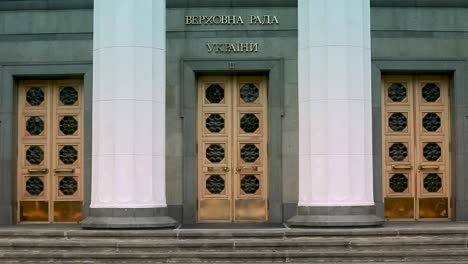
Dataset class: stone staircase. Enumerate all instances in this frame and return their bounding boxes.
[0,223,468,263]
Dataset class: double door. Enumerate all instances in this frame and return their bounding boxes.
[383,75,451,220]
[17,80,84,223]
[197,76,268,223]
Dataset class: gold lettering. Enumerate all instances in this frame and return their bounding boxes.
[213,16,221,24]
[200,16,207,24]
[241,43,249,52]
[250,43,258,52]
[206,43,259,53]
[187,15,276,25]
[230,44,237,52]
[207,44,215,53]
[272,15,279,24]
[225,43,232,52]
[255,16,263,24]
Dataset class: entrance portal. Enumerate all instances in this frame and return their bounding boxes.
[17,80,84,223]
[197,76,268,223]
[382,75,451,220]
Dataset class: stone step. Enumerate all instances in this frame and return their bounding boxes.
[4,262,468,264]
[2,247,467,255]
[1,236,467,251]
[1,224,468,263]
[2,226,468,239]
[1,249,468,263]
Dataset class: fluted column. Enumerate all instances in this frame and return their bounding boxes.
[288,0,383,226]
[82,0,176,228]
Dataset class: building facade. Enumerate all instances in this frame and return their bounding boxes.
[1,0,468,227]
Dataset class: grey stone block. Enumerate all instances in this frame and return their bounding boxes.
[82,216,177,229]
[287,206,384,227]
[82,208,177,229]
[0,0,93,11]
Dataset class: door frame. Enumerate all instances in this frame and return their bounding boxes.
[181,59,285,224]
[372,59,467,221]
[0,63,92,225]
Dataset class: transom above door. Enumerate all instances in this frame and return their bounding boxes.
[17,80,84,223]
[197,76,268,223]
[382,75,451,220]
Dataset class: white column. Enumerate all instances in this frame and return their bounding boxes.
[83,0,175,228]
[289,0,381,226]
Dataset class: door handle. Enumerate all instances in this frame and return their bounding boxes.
[54,168,75,173]
[392,165,412,170]
[207,167,230,172]
[28,168,49,174]
[419,165,440,170]
[236,166,258,172]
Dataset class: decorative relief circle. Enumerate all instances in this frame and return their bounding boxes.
[26,177,44,196]
[389,174,408,193]
[423,113,441,132]
[423,143,442,162]
[59,176,78,195]
[241,175,260,194]
[424,173,442,192]
[206,175,225,194]
[388,113,407,132]
[206,84,224,103]
[389,143,408,162]
[206,144,225,163]
[60,86,78,106]
[206,114,225,133]
[240,83,259,103]
[240,144,259,163]
[240,114,260,133]
[59,116,78,135]
[26,116,45,136]
[26,87,44,106]
[388,83,407,102]
[422,83,441,102]
[59,146,78,165]
[26,146,44,165]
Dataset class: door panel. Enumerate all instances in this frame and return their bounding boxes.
[197,76,268,223]
[17,80,84,223]
[233,77,268,222]
[382,75,451,220]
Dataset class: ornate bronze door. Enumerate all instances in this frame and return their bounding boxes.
[383,75,451,220]
[197,76,268,223]
[17,80,84,223]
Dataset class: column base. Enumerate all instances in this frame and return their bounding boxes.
[287,205,384,227]
[82,207,177,229]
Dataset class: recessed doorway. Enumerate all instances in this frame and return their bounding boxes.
[17,80,84,223]
[382,75,451,220]
[197,76,268,223]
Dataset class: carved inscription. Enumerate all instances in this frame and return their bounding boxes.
[206,43,259,53]
[186,15,279,25]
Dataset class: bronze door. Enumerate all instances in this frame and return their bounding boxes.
[17,80,84,223]
[383,75,451,220]
[197,76,268,223]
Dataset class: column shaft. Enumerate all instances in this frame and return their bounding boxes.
[288,0,383,226]
[82,0,176,228]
